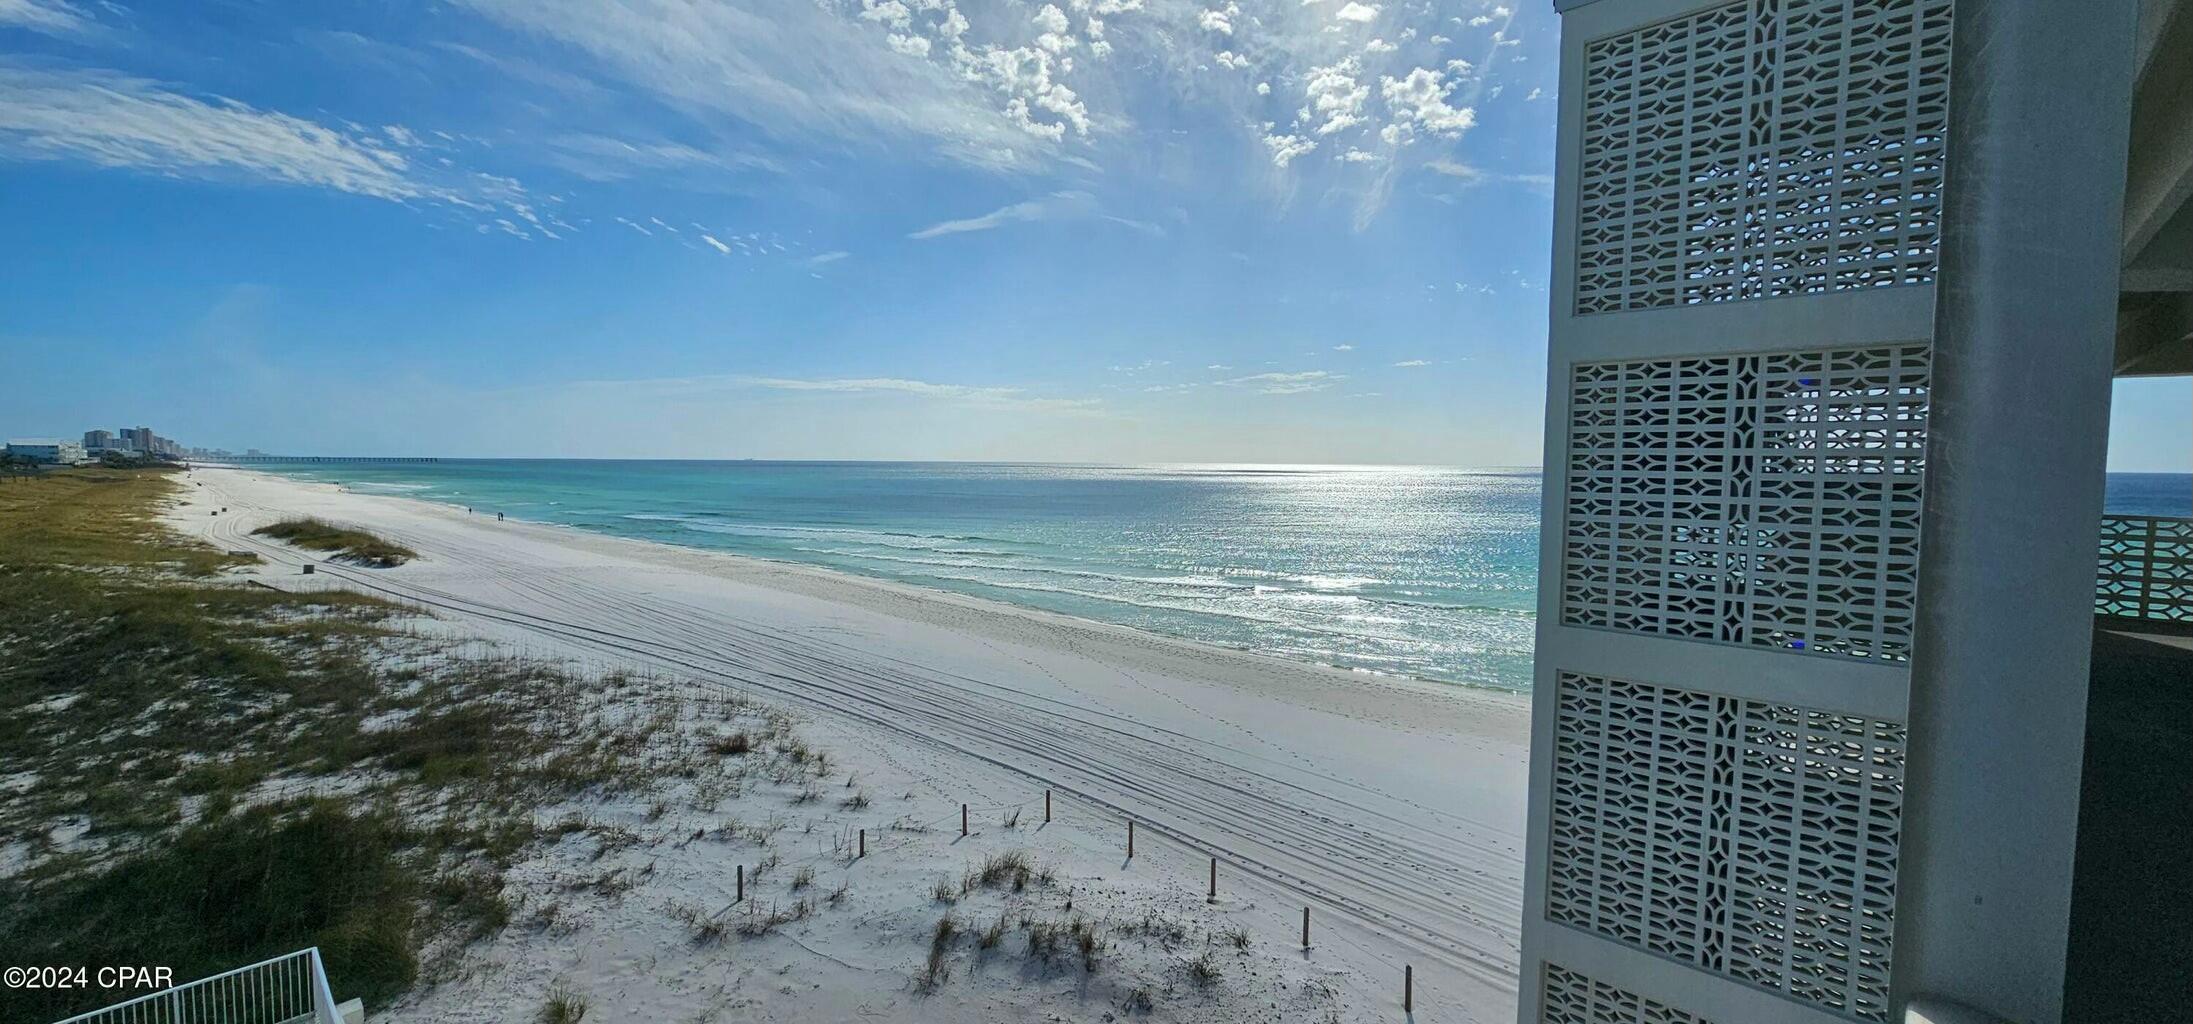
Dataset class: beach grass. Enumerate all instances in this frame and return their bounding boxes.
[0,468,732,1020]
[253,517,417,567]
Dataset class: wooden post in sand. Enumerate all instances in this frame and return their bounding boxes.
[1127,820,1135,858]
[1302,907,1311,949]
[961,804,969,837]
[1404,965,1413,1013]
[1208,858,1217,902]
[858,828,865,859]
[737,864,745,903]
[1045,790,1052,823]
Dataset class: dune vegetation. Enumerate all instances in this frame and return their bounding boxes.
[252,516,417,567]
[0,470,718,1020]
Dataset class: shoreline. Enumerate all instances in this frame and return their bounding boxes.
[228,460,1541,694]
[226,465,1535,722]
[167,465,1532,1019]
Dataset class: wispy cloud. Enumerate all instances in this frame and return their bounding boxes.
[0,65,425,200]
[542,132,782,183]
[540,372,1100,413]
[806,250,850,266]
[909,190,1160,240]
[0,0,90,35]
[1392,358,1430,367]
[0,63,543,226]
[453,0,1075,170]
[700,233,734,255]
[1217,370,1344,394]
[738,375,1101,411]
[1331,343,1354,351]
[1425,158,1552,192]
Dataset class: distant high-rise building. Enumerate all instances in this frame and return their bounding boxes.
[84,429,114,449]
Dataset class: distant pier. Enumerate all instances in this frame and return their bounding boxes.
[207,456,442,464]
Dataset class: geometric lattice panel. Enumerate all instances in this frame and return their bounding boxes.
[1575,0,1953,314]
[1544,963,1716,1024]
[2096,514,2193,623]
[1562,344,1929,662]
[1547,672,1904,1022]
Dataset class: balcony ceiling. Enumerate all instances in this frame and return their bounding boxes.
[2119,0,2193,376]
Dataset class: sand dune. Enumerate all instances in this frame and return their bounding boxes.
[170,467,1529,1022]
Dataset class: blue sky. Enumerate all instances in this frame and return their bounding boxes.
[1,1,2185,468]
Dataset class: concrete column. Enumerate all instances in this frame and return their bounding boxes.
[1895,1,2140,1021]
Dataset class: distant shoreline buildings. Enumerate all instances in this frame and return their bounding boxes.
[3,424,259,466]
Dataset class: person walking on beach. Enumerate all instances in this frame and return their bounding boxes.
[497,512,504,521]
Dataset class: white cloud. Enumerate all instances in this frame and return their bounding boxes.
[1302,58,1369,136]
[615,216,653,235]
[1199,6,1235,34]
[1218,370,1344,394]
[1333,2,1380,22]
[1032,4,1077,53]
[0,0,88,34]
[1392,358,1431,367]
[1331,343,1354,351]
[1363,37,1396,53]
[858,0,913,31]
[1261,131,1316,167]
[807,250,851,265]
[1380,66,1476,141]
[701,233,734,254]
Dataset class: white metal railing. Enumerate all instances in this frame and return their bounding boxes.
[49,948,343,1024]
[2096,514,2193,624]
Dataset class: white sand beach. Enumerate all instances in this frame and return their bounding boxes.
[167,466,1529,1023]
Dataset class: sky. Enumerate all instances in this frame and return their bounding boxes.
[0,0,2185,469]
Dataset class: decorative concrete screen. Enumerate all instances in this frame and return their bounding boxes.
[2095,515,2193,624]
[1526,0,1947,1022]
[1544,964,1716,1024]
[1561,345,1929,661]
[1574,0,1952,314]
[1547,673,1903,1021]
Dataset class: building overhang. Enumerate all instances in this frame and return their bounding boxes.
[2120,0,2192,376]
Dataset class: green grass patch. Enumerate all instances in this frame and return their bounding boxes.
[0,468,685,1021]
[0,801,419,1022]
[253,518,416,567]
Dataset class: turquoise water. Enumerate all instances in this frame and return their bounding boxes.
[255,461,1543,689]
[245,460,2192,692]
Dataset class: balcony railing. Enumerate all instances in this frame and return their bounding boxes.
[2097,514,2193,624]
[50,948,343,1024]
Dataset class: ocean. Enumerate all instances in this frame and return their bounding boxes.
[246,460,2193,692]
